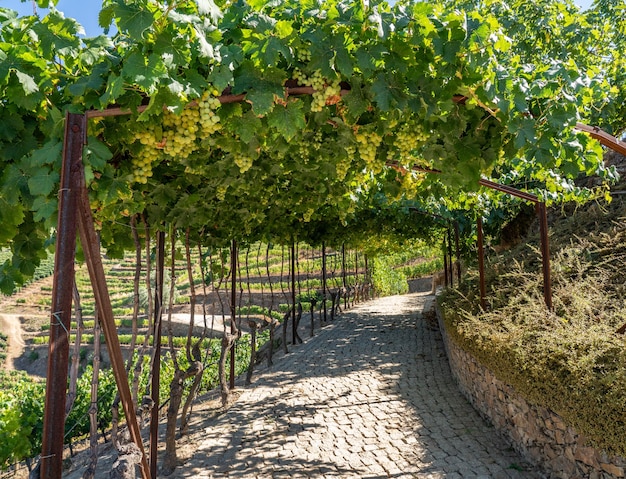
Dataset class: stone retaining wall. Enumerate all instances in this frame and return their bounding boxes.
[436,306,626,479]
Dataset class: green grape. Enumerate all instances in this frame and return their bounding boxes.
[293,69,342,112]
[335,159,350,181]
[302,208,315,222]
[355,130,382,165]
[130,124,164,184]
[198,91,222,136]
[162,107,199,159]
[216,185,228,201]
[296,48,311,62]
[389,122,429,161]
[233,152,254,173]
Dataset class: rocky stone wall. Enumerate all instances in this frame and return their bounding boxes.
[436,307,626,479]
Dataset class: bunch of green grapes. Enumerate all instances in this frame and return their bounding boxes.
[302,208,315,222]
[335,158,351,181]
[355,130,382,165]
[131,148,157,184]
[390,122,429,161]
[198,92,222,136]
[216,184,228,201]
[162,107,200,159]
[293,68,342,112]
[233,152,254,173]
[296,48,311,62]
[130,125,164,183]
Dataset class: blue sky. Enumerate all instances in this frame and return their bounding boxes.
[2,0,595,37]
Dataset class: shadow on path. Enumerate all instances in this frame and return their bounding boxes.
[169,292,542,479]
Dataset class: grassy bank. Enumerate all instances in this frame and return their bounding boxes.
[439,192,626,457]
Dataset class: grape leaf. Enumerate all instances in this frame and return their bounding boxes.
[122,52,167,92]
[84,137,113,170]
[114,3,155,38]
[12,70,39,96]
[27,168,59,197]
[267,100,306,141]
[231,110,263,144]
[30,140,62,167]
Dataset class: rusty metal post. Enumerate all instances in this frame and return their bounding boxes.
[443,244,449,288]
[447,228,454,286]
[41,113,84,479]
[536,202,553,310]
[291,241,297,345]
[477,216,487,310]
[341,244,347,310]
[322,242,327,321]
[149,230,165,478]
[341,244,347,288]
[77,176,151,479]
[454,221,461,282]
[230,239,237,389]
[364,254,369,299]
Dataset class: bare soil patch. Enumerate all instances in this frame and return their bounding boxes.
[0,314,25,371]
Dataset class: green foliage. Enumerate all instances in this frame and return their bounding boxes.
[399,257,443,279]
[0,0,621,291]
[0,372,45,470]
[0,332,7,367]
[370,256,408,296]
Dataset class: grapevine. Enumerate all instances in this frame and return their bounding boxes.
[0,0,617,293]
[130,125,164,184]
[126,90,223,182]
[355,130,383,166]
[233,152,254,173]
[198,92,222,136]
[162,107,199,159]
[293,68,342,112]
[388,122,430,162]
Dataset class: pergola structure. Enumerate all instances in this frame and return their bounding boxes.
[40,86,626,478]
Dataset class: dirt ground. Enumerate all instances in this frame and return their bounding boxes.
[0,314,24,371]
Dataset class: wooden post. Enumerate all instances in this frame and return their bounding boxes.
[41,112,84,479]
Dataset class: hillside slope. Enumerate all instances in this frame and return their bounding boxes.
[439,154,626,457]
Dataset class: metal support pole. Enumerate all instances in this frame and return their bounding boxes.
[230,239,237,389]
[447,228,454,286]
[150,230,165,479]
[291,241,296,345]
[78,181,151,479]
[477,216,487,310]
[341,244,347,288]
[536,202,553,310]
[363,253,370,299]
[41,113,84,479]
[443,241,449,288]
[341,244,347,310]
[454,221,461,282]
[322,242,327,322]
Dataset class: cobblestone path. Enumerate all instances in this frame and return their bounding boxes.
[171,292,541,479]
